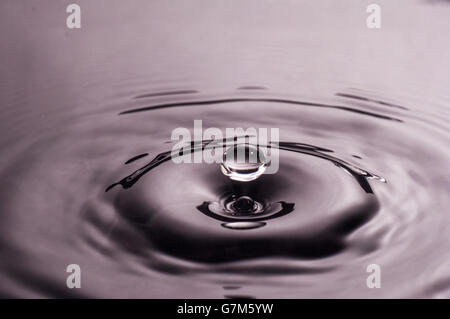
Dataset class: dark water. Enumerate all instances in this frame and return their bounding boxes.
[1,0,450,298]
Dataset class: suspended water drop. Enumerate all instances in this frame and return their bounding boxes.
[220,144,269,182]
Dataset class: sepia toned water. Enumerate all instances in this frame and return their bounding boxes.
[0,0,450,298]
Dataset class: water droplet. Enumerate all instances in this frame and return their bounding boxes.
[221,221,266,230]
[220,144,268,182]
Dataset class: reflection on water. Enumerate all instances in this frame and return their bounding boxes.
[0,0,450,298]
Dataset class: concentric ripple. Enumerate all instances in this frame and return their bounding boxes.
[1,1,450,298]
[95,86,449,296]
[99,90,390,265]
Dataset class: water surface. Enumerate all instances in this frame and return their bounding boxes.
[0,0,450,298]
